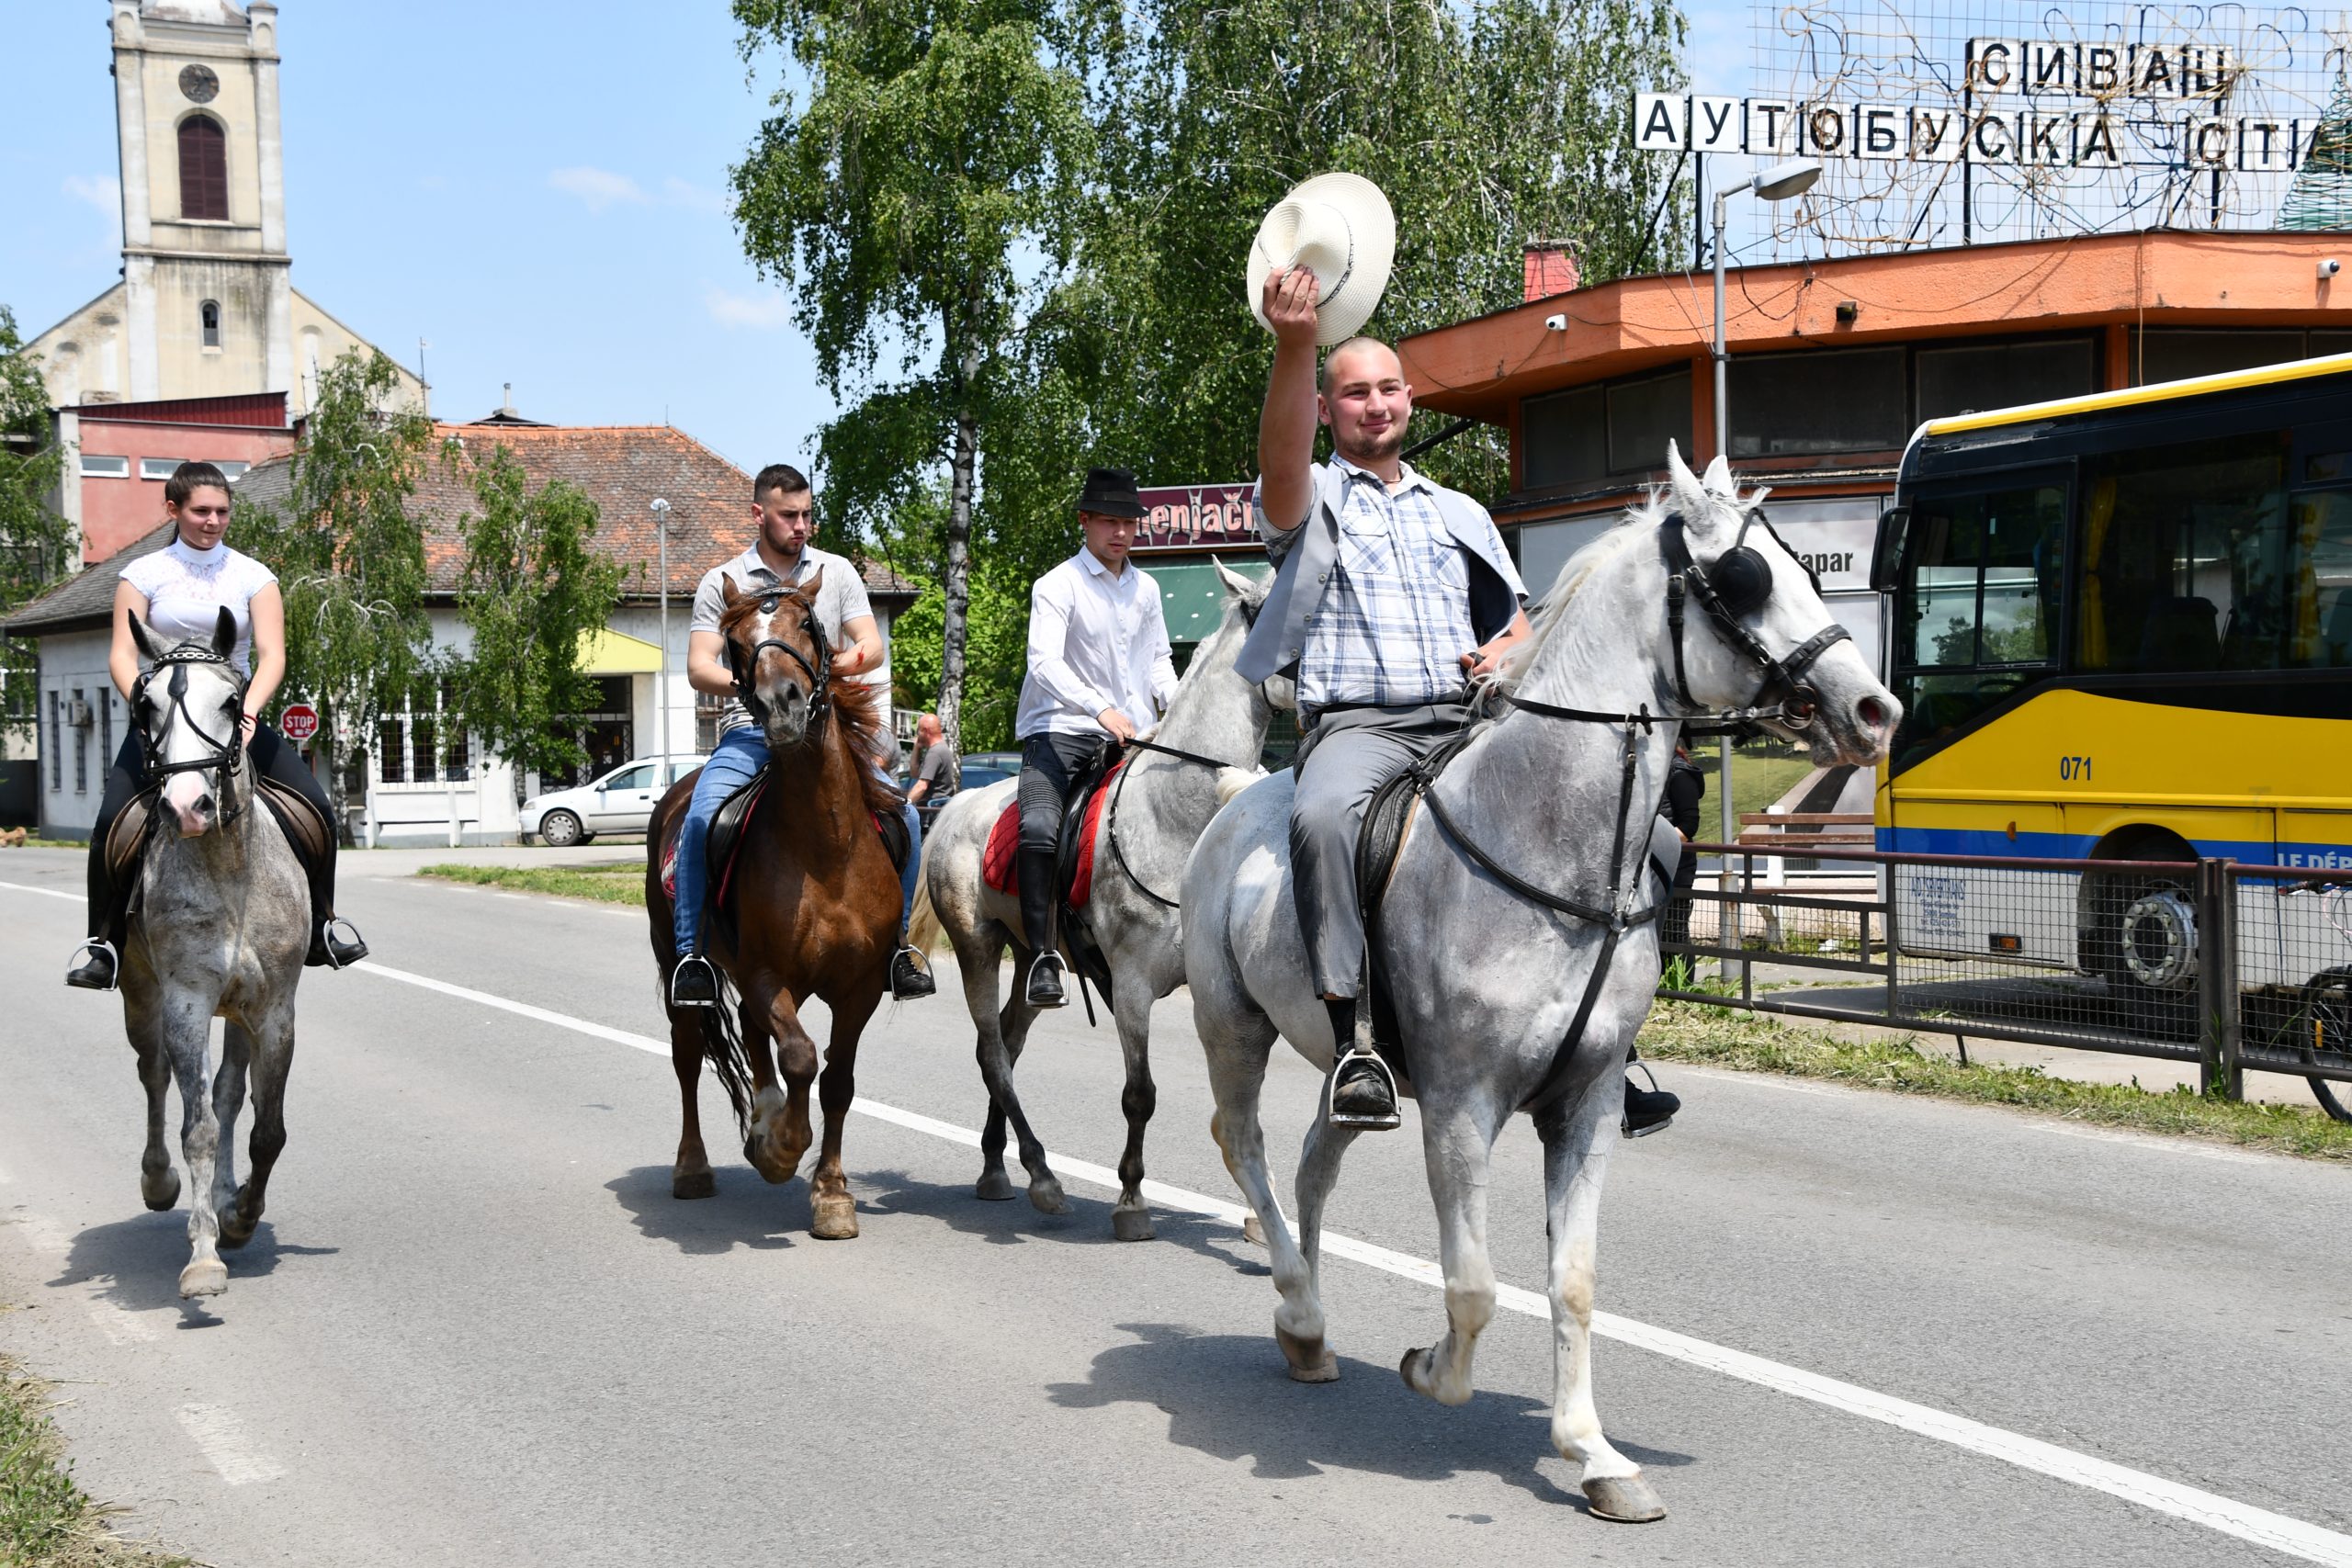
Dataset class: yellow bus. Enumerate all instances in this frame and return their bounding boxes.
[1873,354,2352,1004]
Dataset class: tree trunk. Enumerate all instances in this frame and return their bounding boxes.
[322,698,354,847]
[937,397,978,758]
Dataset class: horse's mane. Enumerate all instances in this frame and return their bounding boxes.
[1487,477,1770,699]
[715,587,905,818]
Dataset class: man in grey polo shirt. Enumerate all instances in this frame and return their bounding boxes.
[668,461,933,1009]
[1240,268,1532,1128]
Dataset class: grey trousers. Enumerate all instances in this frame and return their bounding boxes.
[1290,700,1471,998]
[1018,730,1105,853]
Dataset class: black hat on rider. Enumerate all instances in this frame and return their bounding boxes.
[1076,467,1146,520]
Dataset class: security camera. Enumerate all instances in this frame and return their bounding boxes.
[1543,312,1567,332]
[2323,259,2342,279]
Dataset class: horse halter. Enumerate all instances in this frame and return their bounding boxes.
[1660,506,1850,732]
[138,640,248,823]
[730,593,833,739]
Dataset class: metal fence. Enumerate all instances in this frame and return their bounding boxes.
[1659,843,2352,1122]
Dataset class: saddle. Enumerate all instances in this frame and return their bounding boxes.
[107,778,335,905]
[660,764,910,944]
[1349,724,1686,1094]
[980,743,1124,1004]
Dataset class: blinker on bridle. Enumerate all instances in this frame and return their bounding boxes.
[1658,505,1849,732]
[730,592,833,738]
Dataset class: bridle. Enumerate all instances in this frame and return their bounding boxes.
[1658,506,1849,733]
[729,592,833,740]
[137,640,248,826]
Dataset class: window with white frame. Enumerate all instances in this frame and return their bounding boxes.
[140,457,193,480]
[372,680,472,786]
[80,455,130,479]
[216,460,249,482]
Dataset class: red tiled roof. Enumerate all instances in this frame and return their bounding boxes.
[235,423,920,603]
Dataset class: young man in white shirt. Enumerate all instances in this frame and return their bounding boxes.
[1010,467,1177,1007]
[669,462,933,1009]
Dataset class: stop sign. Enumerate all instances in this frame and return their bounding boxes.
[280,704,321,741]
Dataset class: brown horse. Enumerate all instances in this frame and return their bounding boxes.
[644,572,905,1239]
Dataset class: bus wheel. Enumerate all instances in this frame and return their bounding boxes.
[2294,970,2352,1123]
[2082,873,2197,988]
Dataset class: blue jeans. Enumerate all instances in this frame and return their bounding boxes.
[672,727,922,954]
[673,728,768,956]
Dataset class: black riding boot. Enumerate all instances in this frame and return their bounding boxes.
[1019,849,1065,1008]
[66,849,131,991]
[299,842,368,968]
[1324,997,1400,1130]
[1622,1048,1679,1137]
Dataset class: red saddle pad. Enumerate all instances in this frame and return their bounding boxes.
[981,761,1124,908]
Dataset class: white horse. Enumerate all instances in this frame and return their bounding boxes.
[1181,448,1900,1522]
[908,562,1283,1238]
[121,610,311,1298]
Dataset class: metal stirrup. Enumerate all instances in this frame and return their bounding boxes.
[1323,1045,1402,1131]
[68,937,122,992]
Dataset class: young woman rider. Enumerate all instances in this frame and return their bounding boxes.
[66,461,368,989]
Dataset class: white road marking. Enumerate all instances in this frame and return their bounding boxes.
[2031,1121,2271,1165]
[351,959,2352,1567]
[175,1404,286,1485]
[90,1301,160,1345]
[0,878,82,902]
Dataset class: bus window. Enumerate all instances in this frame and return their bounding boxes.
[2290,490,2352,667]
[1892,481,2065,758]
[2077,433,2291,673]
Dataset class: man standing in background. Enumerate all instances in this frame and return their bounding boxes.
[908,711,958,832]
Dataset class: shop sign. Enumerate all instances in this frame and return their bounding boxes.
[1135,483,1260,553]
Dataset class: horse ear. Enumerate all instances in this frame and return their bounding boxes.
[1702,453,1735,497]
[1664,441,1709,517]
[795,566,824,600]
[129,611,163,662]
[212,605,237,658]
[720,579,743,609]
[1212,557,1257,599]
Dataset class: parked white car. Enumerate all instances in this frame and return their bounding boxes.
[520,756,704,847]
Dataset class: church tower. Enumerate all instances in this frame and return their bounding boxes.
[110,0,293,405]
[28,2,420,420]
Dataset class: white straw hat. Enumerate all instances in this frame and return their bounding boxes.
[1248,172,1396,347]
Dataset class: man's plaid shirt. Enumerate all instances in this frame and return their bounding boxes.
[1254,455,1481,718]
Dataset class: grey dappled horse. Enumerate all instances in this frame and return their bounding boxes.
[908,562,1284,1238]
[120,609,311,1298]
[1182,448,1900,1522]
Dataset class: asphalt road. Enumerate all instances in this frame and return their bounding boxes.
[3,845,2349,1567]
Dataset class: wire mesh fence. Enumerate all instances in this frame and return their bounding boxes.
[1657,844,2352,1117]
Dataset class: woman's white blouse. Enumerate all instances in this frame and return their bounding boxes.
[119,538,277,677]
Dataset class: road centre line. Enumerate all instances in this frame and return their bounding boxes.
[0,879,82,902]
[345,958,2352,1567]
[175,1404,286,1486]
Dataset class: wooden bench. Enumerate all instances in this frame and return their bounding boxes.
[1735,811,1873,851]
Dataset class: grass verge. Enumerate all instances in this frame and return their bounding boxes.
[418,863,646,905]
[1638,998,2352,1160]
[1,1351,193,1567]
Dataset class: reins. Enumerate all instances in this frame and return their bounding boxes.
[730,592,834,740]
[1102,736,1258,908]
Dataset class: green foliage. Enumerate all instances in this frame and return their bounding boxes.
[443,444,628,783]
[887,565,1033,750]
[0,307,71,739]
[419,863,646,904]
[731,0,1101,752]
[233,351,435,826]
[2,1352,195,1566]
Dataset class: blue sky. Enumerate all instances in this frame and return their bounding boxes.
[5,0,1761,475]
[4,2,823,474]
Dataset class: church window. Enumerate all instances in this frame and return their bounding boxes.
[179,115,228,220]
[201,299,220,348]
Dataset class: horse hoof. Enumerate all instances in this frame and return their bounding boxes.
[1112,1207,1155,1243]
[673,1167,717,1201]
[141,1172,180,1213]
[1028,1177,1069,1215]
[975,1169,1016,1202]
[178,1259,228,1299]
[743,1140,797,1186]
[1240,1214,1268,1247]
[217,1216,254,1251]
[1582,1474,1666,1524]
[810,1195,860,1240]
[1276,1325,1339,1383]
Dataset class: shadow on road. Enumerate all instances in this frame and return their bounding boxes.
[855,1170,1270,1278]
[1046,1321,1695,1510]
[57,1209,336,1321]
[605,1163,808,1254]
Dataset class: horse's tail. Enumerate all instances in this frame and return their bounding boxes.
[905,852,944,953]
[694,974,757,1139]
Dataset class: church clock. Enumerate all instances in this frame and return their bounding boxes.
[178,63,219,104]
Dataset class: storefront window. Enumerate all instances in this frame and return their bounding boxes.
[1728,347,1908,457]
[1917,338,2094,421]
[1520,367,1690,491]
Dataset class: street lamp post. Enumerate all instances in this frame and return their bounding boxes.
[1709,157,1820,974]
[650,498,672,773]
